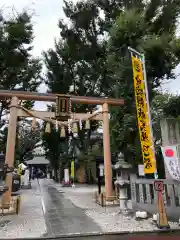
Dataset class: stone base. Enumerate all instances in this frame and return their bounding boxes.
[0,195,19,215]
[0,207,15,215]
[94,191,119,207]
[118,209,133,216]
[21,185,31,189]
[21,183,31,189]
[62,183,72,187]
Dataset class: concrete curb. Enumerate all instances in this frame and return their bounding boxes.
[4,228,180,240]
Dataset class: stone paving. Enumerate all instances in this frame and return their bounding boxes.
[52,181,180,233]
[39,179,101,237]
[0,179,180,239]
[0,179,46,238]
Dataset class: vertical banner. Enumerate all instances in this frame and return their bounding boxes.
[71,160,75,179]
[161,145,180,181]
[131,55,156,174]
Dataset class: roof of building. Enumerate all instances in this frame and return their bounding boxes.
[25,156,49,165]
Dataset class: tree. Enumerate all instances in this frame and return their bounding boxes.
[43,0,107,172]
[151,93,172,145]
[17,119,42,162]
[0,119,42,165]
[42,123,69,181]
[163,95,180,117]
[106,0,180,167]
[43,0,180,174]
[0,9,42,156]
[0,10,42,121]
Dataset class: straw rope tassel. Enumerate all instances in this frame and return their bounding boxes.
[72,122,78,133]
[85,119,90,130]
[60,126,66,137]
[31,118,36,130]
[45,122,51,133]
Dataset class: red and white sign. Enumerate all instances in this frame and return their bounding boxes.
[161,145,180,181]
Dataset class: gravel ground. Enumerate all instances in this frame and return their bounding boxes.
[53,182,180,233]
[0,180,47,239]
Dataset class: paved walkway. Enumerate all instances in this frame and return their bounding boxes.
[0,180,46,238]
[0,179,179,239]
[39,179,101,237]
[51,181,180,233]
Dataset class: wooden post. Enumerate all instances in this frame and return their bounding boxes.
[102,103,113,199]
[3,97,19,206]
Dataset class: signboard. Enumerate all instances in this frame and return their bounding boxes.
[99,164,104,177]
[138,164,145,176]
[154,180,164,192]
[161,145,180,181]
[154,180,169,229]
[55,95,70,119]
[131,55,156,174]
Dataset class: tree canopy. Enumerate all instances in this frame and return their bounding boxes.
[43,0,180,171]
[0,10,42,119]
[0,9,42,158]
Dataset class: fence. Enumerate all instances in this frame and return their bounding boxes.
[130,177,180,221]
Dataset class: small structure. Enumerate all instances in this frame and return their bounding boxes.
[114,152,132,214]
[25,155,49,179]
[25,155,49,169]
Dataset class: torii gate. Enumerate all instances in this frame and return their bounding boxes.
[0,90,124,206]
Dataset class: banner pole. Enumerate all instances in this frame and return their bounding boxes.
[141,53,158,179]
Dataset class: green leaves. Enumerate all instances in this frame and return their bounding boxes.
[107,0,180,165]
[0,10,42,155]
[0,10,41,117]
[42,0,180,171]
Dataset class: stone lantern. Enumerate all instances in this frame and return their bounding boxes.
[114,152,132,214]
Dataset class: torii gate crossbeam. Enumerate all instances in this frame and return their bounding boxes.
[0,90,124,105]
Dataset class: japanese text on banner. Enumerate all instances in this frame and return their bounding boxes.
[131,55,156,174]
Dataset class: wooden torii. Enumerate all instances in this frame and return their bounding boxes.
[0,90,124,206]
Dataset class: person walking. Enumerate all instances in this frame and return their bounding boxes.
[37,168,42,179]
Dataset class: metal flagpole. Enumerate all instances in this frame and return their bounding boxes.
[128,47,158,179]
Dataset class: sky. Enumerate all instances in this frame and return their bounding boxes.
[1,0,180,111]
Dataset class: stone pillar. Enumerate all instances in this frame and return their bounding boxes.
[160,118,169,146]
[119,186,128,212]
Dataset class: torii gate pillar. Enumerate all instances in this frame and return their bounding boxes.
[3,97,18,206]
[102,103,113,199]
